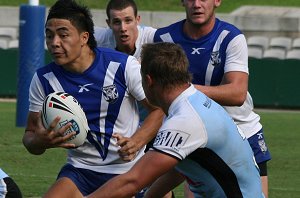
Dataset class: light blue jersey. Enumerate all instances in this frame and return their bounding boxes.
[29,47,146,174]
[152,85,264,198]
[154,18,263,139]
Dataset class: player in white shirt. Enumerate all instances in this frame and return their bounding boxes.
[22,1,163,197]
[153,1,271,197]
[94,0,156,60]
[86,42,265,198]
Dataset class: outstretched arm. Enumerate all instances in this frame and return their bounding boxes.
[144,167,185,198]
[87,150,178,198]
[194,71,248,106]
[114,98,164,161]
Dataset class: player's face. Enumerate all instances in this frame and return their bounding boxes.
[45,18,88,67]
[107,6,140,54]
[182,0,221,25]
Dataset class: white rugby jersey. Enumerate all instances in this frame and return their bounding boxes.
[94,25,156,60]
[154,19,262,138]
[29,47,146,174]
[152,85,263,198]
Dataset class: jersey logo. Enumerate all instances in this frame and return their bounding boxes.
[191,47,205,55]
[78,83,93,93]
[210,51,221,66]
[258,139,268,154]
[102,84,118,103]
[154,130,189,152]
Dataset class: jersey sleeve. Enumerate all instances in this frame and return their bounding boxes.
[224,34,249,74]
[124,56,145,101]
[152,117,208,161]
[94,26,116,49]
[139,25,156,43]
[28,73,46,112]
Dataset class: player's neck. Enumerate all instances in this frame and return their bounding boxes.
[116,45,136,56]
[160,83,191,115]
[62,47,95,74]
[183,17,216,40]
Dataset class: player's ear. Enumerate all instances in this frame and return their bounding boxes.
[106,19,111,28]
[145,74,153,87]
[215,0,222,8]
[81,31,89,45]
[136,15,141,24]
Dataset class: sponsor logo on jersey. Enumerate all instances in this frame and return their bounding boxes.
[203,97,212,108]
[191,47,205,55]
[210,51,221,66]
[78,83,93,93]
[154,130,189,152]
[102,84,118,103]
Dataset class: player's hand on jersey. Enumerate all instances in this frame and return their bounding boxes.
[113,133,139,161]
[37,112,76,149]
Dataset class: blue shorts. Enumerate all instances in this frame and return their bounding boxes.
[57,163,146,197]
[247,128,271,164]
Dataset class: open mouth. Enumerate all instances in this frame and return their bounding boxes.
[120,35,129,41]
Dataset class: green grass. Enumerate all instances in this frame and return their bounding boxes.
[1,101,300,197]
[1,0,300,13]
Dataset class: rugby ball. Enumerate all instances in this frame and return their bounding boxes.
[41,92,89,147]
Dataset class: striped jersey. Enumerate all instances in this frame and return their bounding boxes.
[29,47,146,174]
[152,85,264,198]
[154,19,262,138]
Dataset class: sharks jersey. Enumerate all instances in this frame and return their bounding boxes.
[154,19,262,138]
[94,25,156,60]
[152,85,264,198]
[29,47,146,174]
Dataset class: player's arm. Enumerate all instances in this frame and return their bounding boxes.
[194,34,249,106]
[144,167,185,198]
[22,111,76,155]
[114,99,164,161]
[194,71,248,106]
[86,150,178,198]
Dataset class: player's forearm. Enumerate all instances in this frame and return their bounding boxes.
[194,84,247,106]
[87,174,140,198]
[132,108,164,149]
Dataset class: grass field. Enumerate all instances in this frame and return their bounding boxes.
[0,101,300,197]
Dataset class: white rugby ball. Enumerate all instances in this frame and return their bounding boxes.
[41,92,89,147]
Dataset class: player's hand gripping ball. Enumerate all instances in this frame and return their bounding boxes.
[41,92,89,147]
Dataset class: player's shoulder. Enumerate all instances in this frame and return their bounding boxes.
[138,25,156,34]
[95,47,128,57]
[36,61,57,75]
[216,18,243,35]
[156,20,184,34]
[95,47,138,65]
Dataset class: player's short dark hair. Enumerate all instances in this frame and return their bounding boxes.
[46,0,97,49]
[106,0,138,19]
[141,42,192,88]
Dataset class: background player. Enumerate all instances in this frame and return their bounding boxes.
[94,0,156,60]
[153,0,271,197]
